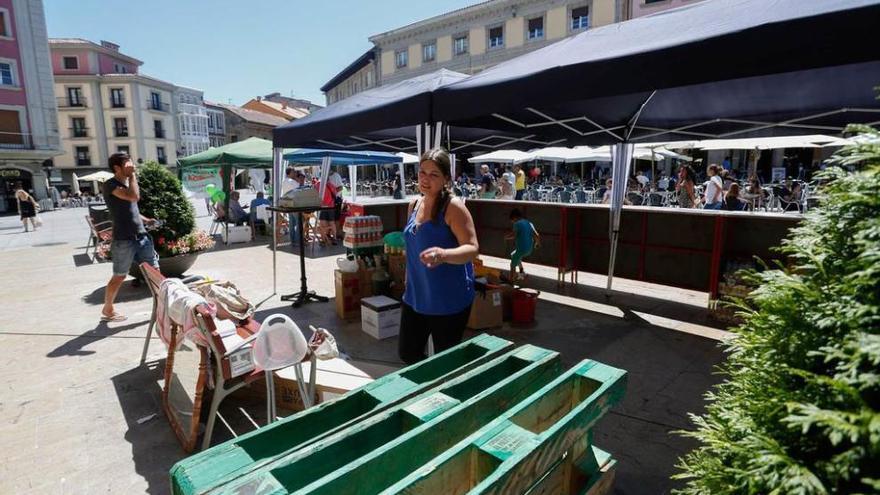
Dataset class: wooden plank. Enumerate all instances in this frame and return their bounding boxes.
[171,334,513,495]
[211,345,563,494]
[383,359,626,495]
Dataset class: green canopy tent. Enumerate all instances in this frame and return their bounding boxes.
[177,137,280,293]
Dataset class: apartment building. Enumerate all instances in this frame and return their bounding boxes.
[175,86,209,157]
[206,103,226,148]
[0,0,61,213]
[322,0,622,104]
[206,101,287,144]
[50,38,183,188]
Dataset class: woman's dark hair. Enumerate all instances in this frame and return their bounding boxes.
[420,147,452,222]
[108,152,130,172]
[727,182,740,198]
[681,165,696,184]
[509,208,523,220]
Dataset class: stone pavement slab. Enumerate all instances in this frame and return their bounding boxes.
[0,200,728,494]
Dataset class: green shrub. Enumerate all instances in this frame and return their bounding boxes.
[136,162,196,256]
[674,126,880,494]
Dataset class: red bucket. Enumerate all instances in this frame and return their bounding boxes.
[511,289,540,325]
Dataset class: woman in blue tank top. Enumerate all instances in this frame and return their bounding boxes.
[399,148,478,364]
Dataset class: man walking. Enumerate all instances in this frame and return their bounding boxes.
[101,153,158,322]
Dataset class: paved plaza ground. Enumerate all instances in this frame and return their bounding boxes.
[0,195,731,494]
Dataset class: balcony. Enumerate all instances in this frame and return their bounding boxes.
[146,99,170,112]
[154,129,166,139]
[110,99,126,109]
[69,127,89,138]
[76,158,92,166]
[114,128,129,138]
[0,131,33,150]
[57,96,88,109]
[157,157,167,165]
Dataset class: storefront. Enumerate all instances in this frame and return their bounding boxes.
[0,167,34,214]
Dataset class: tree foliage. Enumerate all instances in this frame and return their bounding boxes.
[674,126,880,494]
[136,162,196,250]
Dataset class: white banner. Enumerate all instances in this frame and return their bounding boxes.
[182,167,222,198]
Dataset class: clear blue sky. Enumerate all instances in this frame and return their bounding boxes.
[44,0,476,107]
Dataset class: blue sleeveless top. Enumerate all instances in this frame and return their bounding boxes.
[403,200,475,315]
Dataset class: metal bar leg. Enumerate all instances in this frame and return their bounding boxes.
[201,385,225,451]
[139,313,155,365]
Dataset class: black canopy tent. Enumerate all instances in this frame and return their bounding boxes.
[274,0,880,290]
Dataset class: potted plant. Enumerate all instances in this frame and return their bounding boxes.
[129,161,215,277]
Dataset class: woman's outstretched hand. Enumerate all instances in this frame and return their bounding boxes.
[419,247,446,268]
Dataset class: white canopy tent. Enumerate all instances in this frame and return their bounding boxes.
[468,149,534,164]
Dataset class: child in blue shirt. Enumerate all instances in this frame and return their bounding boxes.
[505,208,540,282]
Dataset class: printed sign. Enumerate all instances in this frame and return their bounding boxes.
[181,166,221,198]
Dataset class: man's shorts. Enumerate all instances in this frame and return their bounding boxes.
[112,235,159,276]
[511,247,533,267]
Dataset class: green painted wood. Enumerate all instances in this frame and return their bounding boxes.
[382,359,626,495]
[211,345,563,495]
[170,334,513,495]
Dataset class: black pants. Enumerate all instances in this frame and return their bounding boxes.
[398,302,472,365]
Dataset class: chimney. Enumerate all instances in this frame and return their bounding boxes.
[100,40,120,51]
[255,96,261,101]
[281,102,287,109]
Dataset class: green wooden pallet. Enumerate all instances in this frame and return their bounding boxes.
[171,334,513,495]
[381,359,626,495]
[211,345,563,494]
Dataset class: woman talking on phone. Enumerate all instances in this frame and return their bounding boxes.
[399,148,478,364]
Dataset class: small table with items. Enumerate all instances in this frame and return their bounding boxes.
[268,205,335,307]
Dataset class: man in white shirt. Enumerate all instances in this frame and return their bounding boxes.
[328,167,344,191]
[501,165,516,200]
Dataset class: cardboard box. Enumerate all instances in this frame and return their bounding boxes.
[361,295,402,339]
[334,269,362,320]
[467,287,503,329]
[221,225,252,244]
[387,254,406,284]
[273,357,378,411]
[359,267,375,299]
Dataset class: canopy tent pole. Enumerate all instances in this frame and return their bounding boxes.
[349,164,358,202]
[318,156,331,203]
[607,143,634,292]
[271,147,283,296]
[222,164,232,245]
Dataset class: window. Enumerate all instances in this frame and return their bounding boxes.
[154,119,164,139]
[0,10,11,38]
[488,26,504,48]
[110,88,125,108]
[117,145,130,155]
[571,6,589,30]
[156,146,167,165]
[422,41,436,63]
[453,35,469,56]
[71,117,87,138]
[149,91,164,111]
[527,17,544,40]
[113,117,128,137]
[75,146,91,166]
[67,87,83,106]
[63,56,78,70]
[0,62,13,86]
[231,135,238,143]
[395,50,408,69]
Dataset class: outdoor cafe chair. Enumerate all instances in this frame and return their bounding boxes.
[574,189,588,204]
[85,215,113,260]
[627,192,645,206]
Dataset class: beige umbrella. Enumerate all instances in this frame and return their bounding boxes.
[71,172,81,194]
[77,171,114,182]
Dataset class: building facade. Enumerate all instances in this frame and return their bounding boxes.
[323,0,621,103]
[262,92,322,113]
[205,102,226,148]
[0,0,61,213]
[629,0,701,19]
[320,50,376,105]
[50,39,183,190]
[208,102,287,144]
[174,86,209,157]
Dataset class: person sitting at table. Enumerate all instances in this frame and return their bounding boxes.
[228,190,248,226]
[720,169,734,191]
[723,183,746,211]
[248,191,271,232]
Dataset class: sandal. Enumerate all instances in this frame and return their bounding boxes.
[101,312,128,322]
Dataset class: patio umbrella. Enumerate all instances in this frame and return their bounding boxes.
[77,171,114,182]
[70,172,80,195]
